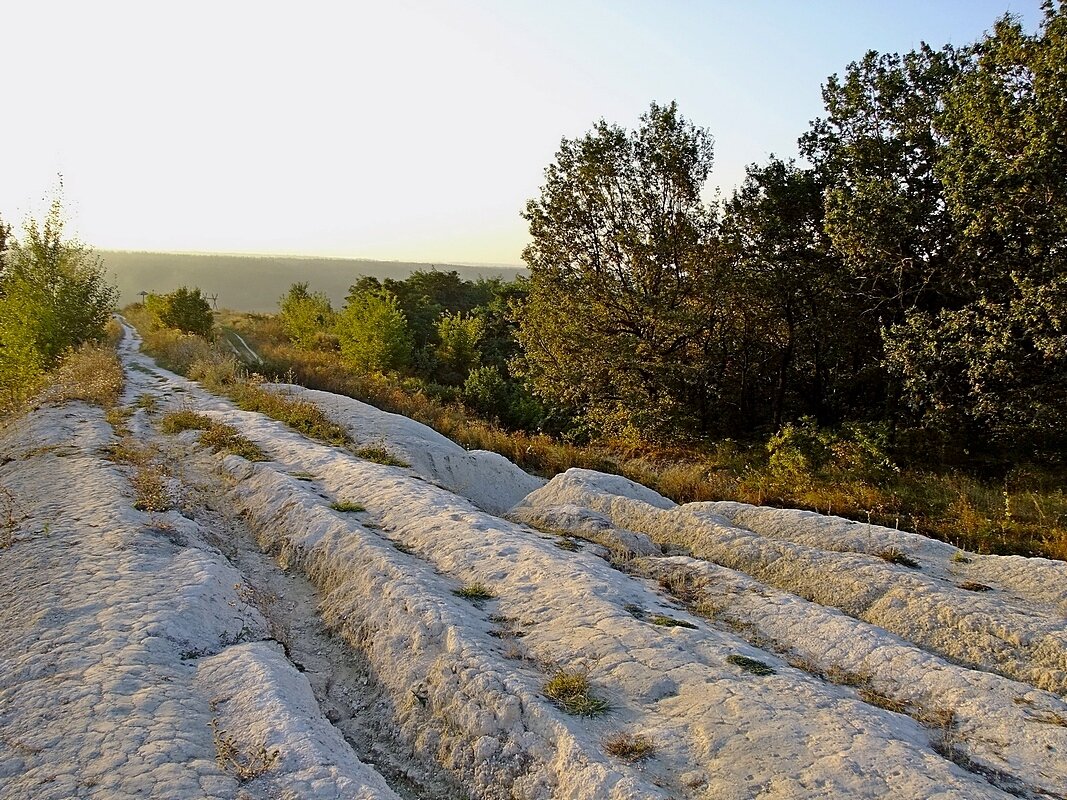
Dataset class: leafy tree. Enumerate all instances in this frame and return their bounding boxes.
[0,199,117,397]
[473,278,528,371]
[517,101,724,438]
[337,288,412,372]
[883,5,1067,457]
[279,282,335,349]
[434,311,483,384]
[145,286,213,336]
[720,158,862,425]
[463,364,543,430]
[936,4,1067,287]
[884,274,1067,452]
[800,44,963,318]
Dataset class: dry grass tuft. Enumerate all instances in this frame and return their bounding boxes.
[353,445,410,467]
[603,731,655,762]
[0,486,19,548]
[159,409,214,434]
[38,344,124,409]
[858,687,908,714]
[198,424,267,461]
[210,718,280,782]
[877,547,921,569]
[132,464,171,512]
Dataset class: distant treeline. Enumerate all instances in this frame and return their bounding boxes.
[99,250,525,312]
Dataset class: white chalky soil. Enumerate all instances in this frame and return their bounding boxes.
[1,319,1064,800]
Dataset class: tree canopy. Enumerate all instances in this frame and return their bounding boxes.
[517,101,724,438]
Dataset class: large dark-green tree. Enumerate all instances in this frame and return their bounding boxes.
[884,3,1067,452]
[517,102,725,439]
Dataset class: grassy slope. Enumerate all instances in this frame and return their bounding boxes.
[201,311,1065,562]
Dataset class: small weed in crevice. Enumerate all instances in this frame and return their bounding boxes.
[0,486,19,548]
[289,471,316,481]
[132,464,171,512]
[354,446,410,468]
[858,687,908,714]
[952,551,971,564]
[623,603,645,619]
[603,731,655,762]
[210,718,280,782]
[330,500,365,512]
[454,582,495,602]
[647,614,697,630]
[958,581,992,592]
[543,669,610,716]
[391,540,414,554]
[877,547,920,569]
[554,537,581,551]
[726,654,776,676]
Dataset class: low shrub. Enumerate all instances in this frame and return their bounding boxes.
[37,344,124,409]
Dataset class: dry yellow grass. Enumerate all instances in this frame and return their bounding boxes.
[37,344,124,409]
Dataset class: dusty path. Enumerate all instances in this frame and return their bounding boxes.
[2,322,1065,799]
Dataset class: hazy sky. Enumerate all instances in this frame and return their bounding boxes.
[2,0,1044,265]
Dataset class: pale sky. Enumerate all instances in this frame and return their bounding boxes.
[2,0,1044,265]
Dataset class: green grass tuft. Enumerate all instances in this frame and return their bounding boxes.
[543,670,610,716]
[330,500,365,512]
[453,582,495,602]
[647,613,698,629]
[727,654,776,676]
[354,446,410,467]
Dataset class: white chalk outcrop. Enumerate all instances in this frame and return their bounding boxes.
[0,403,398,800]
[263,383,545,515]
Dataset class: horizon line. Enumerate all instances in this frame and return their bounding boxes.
[96,247,526,270]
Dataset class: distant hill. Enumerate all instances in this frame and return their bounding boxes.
[100,250,527,312]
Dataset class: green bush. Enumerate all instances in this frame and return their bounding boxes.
[145,286,213,336]
[336,289,412,373]
[463,365,543,430]
[767,417,830,481]
[278,282,336,349]
[0,199,117,402]
[768,418,896,483]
